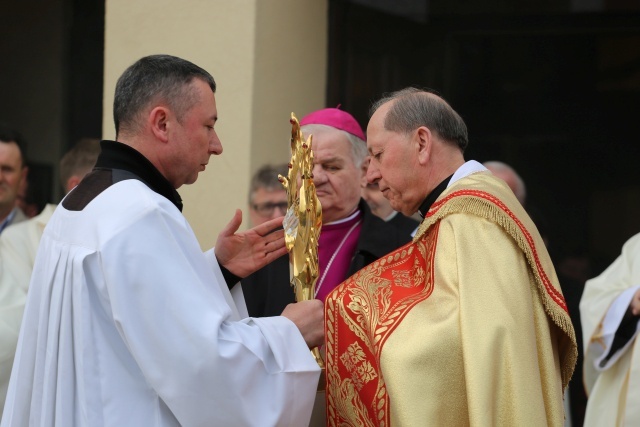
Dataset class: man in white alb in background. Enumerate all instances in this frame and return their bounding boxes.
[0,126,29,234]
[580,232,640,426]
[0,138,101,417]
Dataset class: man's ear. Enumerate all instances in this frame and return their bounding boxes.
[149,106,171,143]
[415,126,432,165]
[65,175,82,193]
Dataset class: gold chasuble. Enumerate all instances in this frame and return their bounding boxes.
[325,171,577,426]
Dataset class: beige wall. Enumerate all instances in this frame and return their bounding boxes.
[103,0,327,248]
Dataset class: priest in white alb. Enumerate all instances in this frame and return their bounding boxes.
[580,232,640,427]
[1,54,324,427]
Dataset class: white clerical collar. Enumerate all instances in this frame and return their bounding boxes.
[324,208,361,226]
[384,211,398,222]
[447,160,487,188]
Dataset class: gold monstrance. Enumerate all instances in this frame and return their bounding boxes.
[279,113,324,369]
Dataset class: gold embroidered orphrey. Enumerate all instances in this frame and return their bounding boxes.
[326,228,436,426]
[279,113,324,368]
[325,179,578,426]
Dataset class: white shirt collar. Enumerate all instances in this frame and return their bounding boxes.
[448,160,487,188]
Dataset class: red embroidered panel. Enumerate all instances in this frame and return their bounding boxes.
[325,223,439,426]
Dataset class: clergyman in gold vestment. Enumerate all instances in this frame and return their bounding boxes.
[324,88,577,426]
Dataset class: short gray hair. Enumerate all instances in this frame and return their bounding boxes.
[113,54,216,137]
[249,163,289,204]
[301,124,367,168]
[483,161,527,204]
[370,87,468,152]
[59,138,101,186]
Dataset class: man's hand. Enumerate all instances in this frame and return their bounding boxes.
[281,300,325,349]
[631,288,640,316]
[215,209,287,278]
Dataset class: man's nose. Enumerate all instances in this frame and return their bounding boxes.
[366,161,380,184]
[312,164,326,185]
[210,132,223,155]
[270,204,287,219]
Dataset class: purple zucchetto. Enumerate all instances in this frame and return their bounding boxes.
[299,108,366,141]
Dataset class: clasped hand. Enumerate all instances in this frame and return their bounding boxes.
[215,209,287,278]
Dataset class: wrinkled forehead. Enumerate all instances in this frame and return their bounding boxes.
[366,122,393,153]
[304,127,350,152]
[366,103,394,143]
[302,124,346,142]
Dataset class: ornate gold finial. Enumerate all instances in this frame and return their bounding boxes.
[280,113,324,368]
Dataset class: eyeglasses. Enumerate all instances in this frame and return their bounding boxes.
[252,201,289,216]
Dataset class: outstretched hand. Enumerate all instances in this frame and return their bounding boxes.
[215,209,288,278]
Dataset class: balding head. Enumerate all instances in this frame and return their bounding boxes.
[369,87,468,152]
[483,161,526,205]
[60,138,101,193]
[366,88,467,216]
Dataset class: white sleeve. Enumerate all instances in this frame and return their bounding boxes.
[592,285,640,371]
[103,206,320,426]
[581,233,640,393]
[203,247,249,319]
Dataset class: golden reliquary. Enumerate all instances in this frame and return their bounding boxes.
[278,113,324,369]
